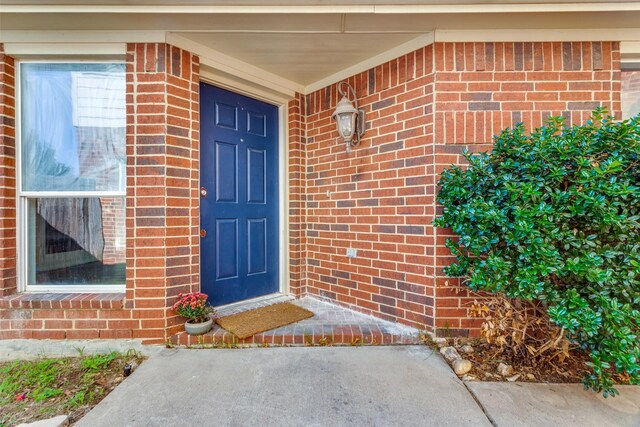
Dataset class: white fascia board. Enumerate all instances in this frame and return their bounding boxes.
[3,3,640,14]
[4,43,126,57]
[435,28,640,42]
[374,3,640,13]
[0,31,165,43]
[166,32,304,97]
[304,33,434,94]
[0,5,374,14]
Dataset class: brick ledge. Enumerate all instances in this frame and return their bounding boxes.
[0,292,126,310]
[172,323,421,348]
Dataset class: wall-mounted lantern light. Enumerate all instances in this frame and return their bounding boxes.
[332,81,365,153]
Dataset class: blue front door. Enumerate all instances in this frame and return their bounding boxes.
[200,84,279,306]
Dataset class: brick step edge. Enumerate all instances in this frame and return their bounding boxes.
[171,330,421,348]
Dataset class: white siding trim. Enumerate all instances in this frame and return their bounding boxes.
[167,32,303,97]
[278,104,289,296]
[200,66,294,105]
[1,5,374,14]
[0,31,165,43]
[4,4,640,14]
[3,43,126,57]
[621,41,640,66]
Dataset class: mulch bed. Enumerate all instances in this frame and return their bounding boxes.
[439,338,632,385]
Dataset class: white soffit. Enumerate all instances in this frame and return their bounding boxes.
[175,32,427,87]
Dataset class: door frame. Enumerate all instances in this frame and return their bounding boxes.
[198,72,290,300]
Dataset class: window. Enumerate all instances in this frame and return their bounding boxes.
[622,69,640,119]
[19,62,126,291]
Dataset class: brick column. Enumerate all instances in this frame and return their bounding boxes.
[126,43,200,342]
[0,44,16,297]
[288,92,307,296]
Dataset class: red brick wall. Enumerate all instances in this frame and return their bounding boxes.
[100,197,126,265]
[125,43,200,341]
[301,41,621,335]
[0,44,16,297]
[163,45,201,337]
[304,46,436,329]
[0,39,626,340]
[288,92,308,296]
[0,43,200,343]
[432,42,621,336]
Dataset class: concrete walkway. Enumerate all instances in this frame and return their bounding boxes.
[467,381,640,427]
[77,346,488,427]
[76,346,640,427]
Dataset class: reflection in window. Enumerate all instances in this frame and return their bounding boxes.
[21,63,126,192]
[622,70,640,119]
[29,198,125,286]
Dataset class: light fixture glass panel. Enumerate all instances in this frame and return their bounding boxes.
[338,113,355,140]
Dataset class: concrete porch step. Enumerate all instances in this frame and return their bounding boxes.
[170,296,422,348]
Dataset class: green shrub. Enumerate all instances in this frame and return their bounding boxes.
[434,109,640,396]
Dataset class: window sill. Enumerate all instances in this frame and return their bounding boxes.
[0,292,126,310]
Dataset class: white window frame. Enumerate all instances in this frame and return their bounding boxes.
[621,66,640,120]
[17,60,127,293]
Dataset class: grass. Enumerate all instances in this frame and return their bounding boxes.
[0,351,144,427]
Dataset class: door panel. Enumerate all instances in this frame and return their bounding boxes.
[247,218,267,275]
[215,219,238,280]
[247,148,266,204]
[200,84,279,306]
[215,141,238,203]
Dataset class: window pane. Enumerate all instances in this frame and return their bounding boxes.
[622,70,640,119]
[21,63,126,192]
[27,198,125,286]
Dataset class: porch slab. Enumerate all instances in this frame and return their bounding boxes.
[171,296,421,347]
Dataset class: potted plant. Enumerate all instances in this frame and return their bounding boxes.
[171,292,216,335]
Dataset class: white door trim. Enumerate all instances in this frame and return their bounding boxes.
[198,75,291,298]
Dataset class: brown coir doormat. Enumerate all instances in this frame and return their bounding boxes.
[216,302,314,339]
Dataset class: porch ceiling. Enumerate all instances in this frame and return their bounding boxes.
[175,32,424,86]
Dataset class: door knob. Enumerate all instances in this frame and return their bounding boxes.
[200,187,208,198]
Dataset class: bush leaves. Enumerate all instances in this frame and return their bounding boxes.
[435,109,640,395]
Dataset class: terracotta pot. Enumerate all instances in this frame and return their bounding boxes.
[184,318,213,335]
